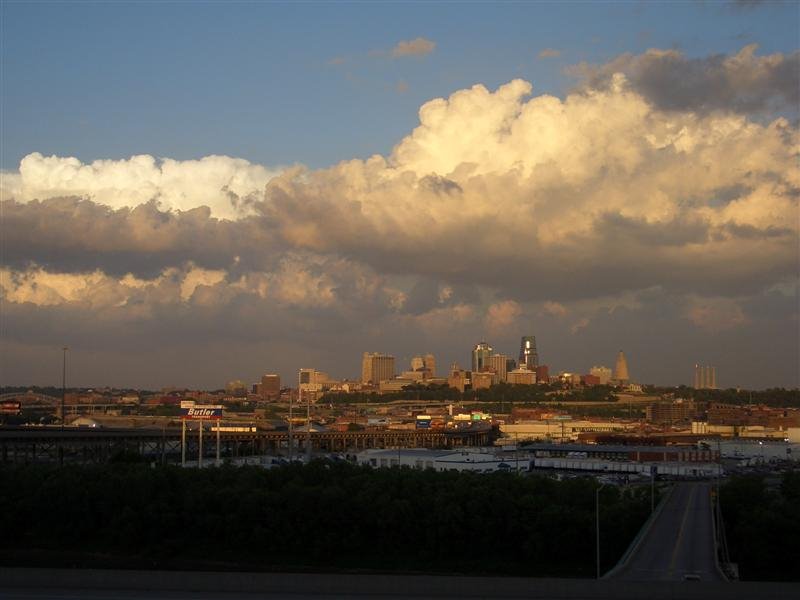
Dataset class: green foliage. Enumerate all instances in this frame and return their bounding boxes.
[656,386,799,408]
[720,471,800,581]
[321,384,462,404]
[0,463,652,577]
[474,383,615,404]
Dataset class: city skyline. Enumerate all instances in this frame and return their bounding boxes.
[1,2,798,390]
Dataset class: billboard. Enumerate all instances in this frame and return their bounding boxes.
[0,401,21,415]
[181,405,223,420]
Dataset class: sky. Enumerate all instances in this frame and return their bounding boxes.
[1,0,798,390]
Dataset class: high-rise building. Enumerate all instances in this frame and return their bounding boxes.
[410,354,436,378]
[486,354,509,383]
[424,353,436,378]
[260,374,281,400]
[448,363,468,393]
[518,336,539,370]
[590,366,612,385]
[614,351,630,384]
[361,352,395,384]
[471,342,493,373]
[694,364,717,389]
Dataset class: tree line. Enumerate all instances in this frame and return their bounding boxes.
[647,386,799,408]
[720,471,800,581]
[320,383,617,405]
[0,461,652,577]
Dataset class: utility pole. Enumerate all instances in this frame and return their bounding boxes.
[60,347,67,467]
[61,347,68,430]
[289,375,296,462]
[306,385,312,462]
[596,483,606,579]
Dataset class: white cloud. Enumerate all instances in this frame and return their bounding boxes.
[391,37,436,58]
[1,153,281,220]
[486,300,522,333]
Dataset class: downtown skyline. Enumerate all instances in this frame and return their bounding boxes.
[1,1,798,390]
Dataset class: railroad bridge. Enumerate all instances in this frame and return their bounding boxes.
[0,425,497,464]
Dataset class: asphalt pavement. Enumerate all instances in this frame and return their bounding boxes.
[610,482,726,582]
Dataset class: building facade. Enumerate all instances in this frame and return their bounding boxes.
[471,342,493,373]
[518,336,539,370]
[614,351,630,384]
[260,374,281,400]
[361,352,395,384]
[590,366,612,385]
[486,354,509,383]
[694,364,717,389]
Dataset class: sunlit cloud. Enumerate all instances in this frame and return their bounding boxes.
[391,37,436,58]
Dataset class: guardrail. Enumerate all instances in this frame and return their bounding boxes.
[602,484,674,579]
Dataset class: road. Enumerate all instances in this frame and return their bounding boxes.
[610,482,726,582]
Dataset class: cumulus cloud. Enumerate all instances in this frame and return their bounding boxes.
[486,300,522,333]
[3,50,798,386]
[1,153,280,219]
[538,48,561,58]
[391,37,436,58]
[685,296,749,331]
[568,44,800,114]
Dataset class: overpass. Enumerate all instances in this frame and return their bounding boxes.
[606,482,729,582]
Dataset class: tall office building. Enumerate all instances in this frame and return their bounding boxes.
[410,353,436,377]
[694,364,717,389]
[260,374,281,400]
[471,342,493,373]
[486,354,509,383]
[614,351,630,384]
[518,336,539,370]
[361,352,395,384]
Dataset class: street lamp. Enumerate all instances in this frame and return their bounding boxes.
[61,347,68,430]
[596,483,607,579]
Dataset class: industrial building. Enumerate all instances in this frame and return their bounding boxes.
[356,448,516,473]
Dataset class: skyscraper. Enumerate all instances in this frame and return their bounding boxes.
[694,364,717,389]
[260,374,280,400]
[361,352,395,384]
[471,342,493,373]
[410,353,436,377]
[519,336,539,370]
[614,350,630,384]
[486,354,509,383]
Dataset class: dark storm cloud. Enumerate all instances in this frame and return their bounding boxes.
[0,197,280,277]
[570,45,799,114]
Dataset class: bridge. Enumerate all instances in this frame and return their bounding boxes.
[606,481,730,582]
[0,424,497,464]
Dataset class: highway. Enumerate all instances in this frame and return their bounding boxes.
[610,482,726,582]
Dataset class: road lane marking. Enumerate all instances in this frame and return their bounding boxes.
[668,484,696,577]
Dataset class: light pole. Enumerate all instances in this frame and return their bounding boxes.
[61,346,68,430]
[596,483,607,579]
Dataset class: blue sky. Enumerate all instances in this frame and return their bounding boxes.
[3,0,798,170]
